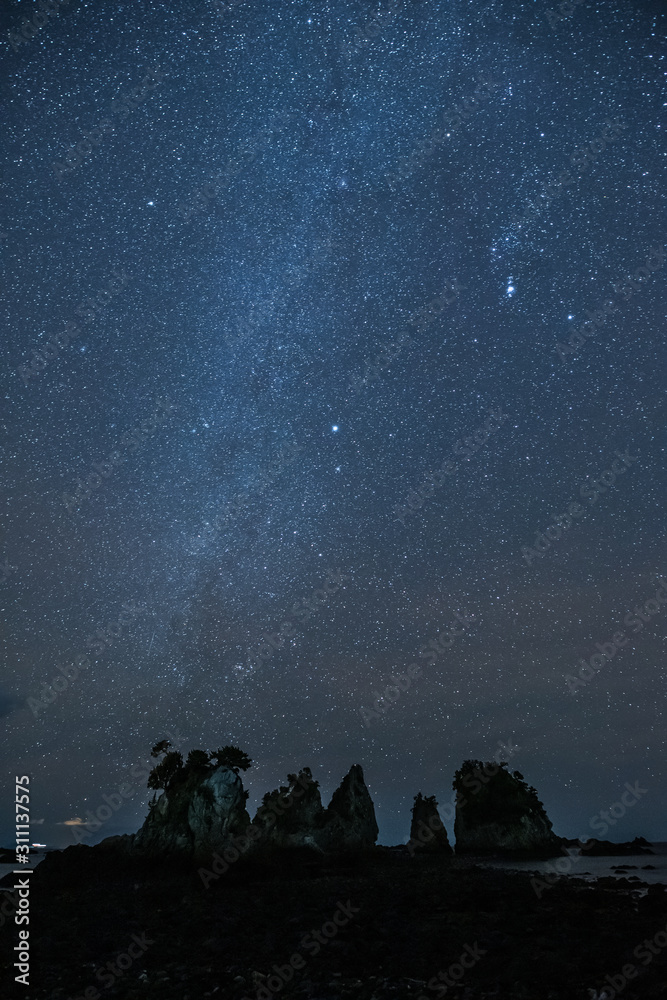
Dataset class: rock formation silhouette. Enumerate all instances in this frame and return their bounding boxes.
[407,793,453,854]
[453,760,561,855]
[134,762,251,857]
[93,743,651,862]
[108,745,379,860]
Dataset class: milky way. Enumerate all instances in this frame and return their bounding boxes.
[1,0,665,848]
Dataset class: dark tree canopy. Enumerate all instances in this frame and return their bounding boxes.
[186,749,212,770]
[210,746,253,773]
[414,792,438,807]
[452,759,551,829]
[146,740,252,791]
[147,750,183,791]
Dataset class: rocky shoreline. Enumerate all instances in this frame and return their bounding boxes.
[2,846,666,1000]
[4,751,661,999]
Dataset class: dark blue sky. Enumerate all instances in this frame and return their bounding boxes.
[1,0,666,849]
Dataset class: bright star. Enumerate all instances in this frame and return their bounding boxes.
[332,425,339,432]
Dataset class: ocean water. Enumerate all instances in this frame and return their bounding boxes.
[0,851,48,886]
[464,841,667,885]
[2,846,666,888]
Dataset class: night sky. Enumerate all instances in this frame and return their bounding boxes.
[1,0,666,851]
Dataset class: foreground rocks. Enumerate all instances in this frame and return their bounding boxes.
[5,847,667,1000]
[560,835,654,856]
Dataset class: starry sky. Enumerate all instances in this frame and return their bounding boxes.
[1,0,666,850]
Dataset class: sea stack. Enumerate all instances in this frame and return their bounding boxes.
[453,760,560,856]
[408,793,453,854]
[124,757,379,860]
[251,767,327,852]
[320,764,379,853]
[133,762,251,859]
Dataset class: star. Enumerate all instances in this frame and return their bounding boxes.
[2,0,661,860]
